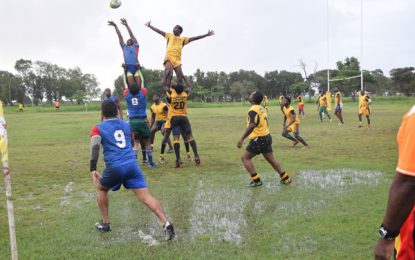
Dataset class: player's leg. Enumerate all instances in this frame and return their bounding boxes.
[133,70,143,89]
[293,125,309,148]
[150,123,161,148]
[161,123,173,152]
[181,132,191,161]
[172,133,182,167]
[163,61,174,89]
[358,113,363,127]
[262,152,292,184]
[174,65,191,88]
[138,137,147,164]
[319,108,323,121]
[366,115,371,128]
[241,150,262,187]
[160,127,172,163]
[182,117,199,164]
[139,120,155,167]
[282,129,297,142]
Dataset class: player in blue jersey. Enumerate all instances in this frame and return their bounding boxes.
[89,100,175,239]
[101,88,123,120]
[108,18,143,89]
[124,83,156,168]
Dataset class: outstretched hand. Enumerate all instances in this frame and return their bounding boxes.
[145,20,151,27]
[207,29,215,36]
[120,18,128,26]
[108,21,116,27]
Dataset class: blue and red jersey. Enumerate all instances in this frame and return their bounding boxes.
[101,95,119,104]
[90,119,136,168]
[124,88,147,118]
[122,44,139,66]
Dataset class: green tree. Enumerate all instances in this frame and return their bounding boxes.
[390,67,415,96]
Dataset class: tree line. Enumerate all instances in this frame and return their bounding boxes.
[1,57,414,105]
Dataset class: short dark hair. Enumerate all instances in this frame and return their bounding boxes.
[102,100,118,118]
[176,25,183,33]
[252,91,264,105]
[284,96,291,104]
[129,82,140,95]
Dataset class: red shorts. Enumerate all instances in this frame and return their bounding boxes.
[299,104,304,111]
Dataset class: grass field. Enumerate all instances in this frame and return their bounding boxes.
[1,98,414,259]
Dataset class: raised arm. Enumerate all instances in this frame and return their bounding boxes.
[188,30,215,43]
[108,21,124,47]
[145,21,166,37]
[120,18,137,44]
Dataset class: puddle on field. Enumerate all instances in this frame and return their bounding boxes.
[189,180,251,245]
[60,181,74,206]
[297,168,382,191]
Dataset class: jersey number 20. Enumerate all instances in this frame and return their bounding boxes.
[114,130,126,148]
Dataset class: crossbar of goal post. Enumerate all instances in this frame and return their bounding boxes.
[329,74,362,82]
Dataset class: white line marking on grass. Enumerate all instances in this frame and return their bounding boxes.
[189,180,250,245]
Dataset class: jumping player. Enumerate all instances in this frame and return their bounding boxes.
[237,91,292,187]
[89,100,174,240]
[281,97,309,149]
[145,21,214,89]
[108,18,143,89]
[334,88,344,125]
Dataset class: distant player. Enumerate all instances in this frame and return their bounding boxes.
[297,95,305,117]
[18,102,24,112]
[237,91,292,187]
[165,83,200,168]
[108,18,143,89]
[279,95,284,107]
[54,100,61,111]
[124,83,156,168]
[149,93,173,156]
[145,21,214,89]
[281,97,309,149]
[316,91,332,122]
[101,88,123,120]
[89,100,175,240]
[262,95,269,112]
[358,89,371,128]
[334,89,344,125]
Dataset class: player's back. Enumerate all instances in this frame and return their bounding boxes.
[96,119,136,167]
[125,90,147,118]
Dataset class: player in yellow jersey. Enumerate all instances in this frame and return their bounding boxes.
[165,83,200,167]
[237,91,292,187]
[145,21,214,90]
[334,88,344,125]
[281,97,309,149]
[279,95,285,107]
[149,93,173,153]
[18,102,24,112]
[262,95,269,112]
[297,95,305,117]
[357,89,371,128]
[316,90,332,122]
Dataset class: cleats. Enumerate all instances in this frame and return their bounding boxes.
[187,153,192,161]
[194,156,201,165]
[167,148,174,153]
[248,180,263,187]
[175,161,183,168]
[142,159,148,164]
[95,220,111,232]
[291,140,299,148]
[280,177,292,185]
[163,222,175,241]
[148,162,157,168]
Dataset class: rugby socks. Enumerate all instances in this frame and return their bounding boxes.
[189,139,199,158]
[279,171,290,182]
[282,132,297,142]
[250,173,261,183]
[161,143,166,155]
[173,141,181,162]
[142,150,147,161]
[184,140,190,153]
[147,149,154,165]
[295,136,309,147]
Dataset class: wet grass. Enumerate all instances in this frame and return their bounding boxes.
[0,98,414,259]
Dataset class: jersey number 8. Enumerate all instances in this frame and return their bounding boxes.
[131,98,139,106]
[114,130,126,148]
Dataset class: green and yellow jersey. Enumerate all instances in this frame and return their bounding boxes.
[318,94,326,107]
[150,102,168,121]
[247,105,269,140]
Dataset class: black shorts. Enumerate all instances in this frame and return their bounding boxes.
[246,134,273,155]
[170,116,192,136]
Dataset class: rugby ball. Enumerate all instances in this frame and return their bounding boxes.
[109,0,122,9]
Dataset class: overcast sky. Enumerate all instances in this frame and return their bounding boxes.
[0,0,414,90]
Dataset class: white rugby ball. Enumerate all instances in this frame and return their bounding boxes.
[109,0,122,9]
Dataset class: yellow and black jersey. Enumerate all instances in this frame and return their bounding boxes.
[247,104,269,140]
[282,105,300,125]
[335,91,342,105]
[169,89,188,116]
[150,102,168,121]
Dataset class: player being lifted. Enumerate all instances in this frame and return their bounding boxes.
[108,18,143,89]
[281,97,309,149]
[165,82,200,168]
[237,91,292,187]
[145,21,214,88]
